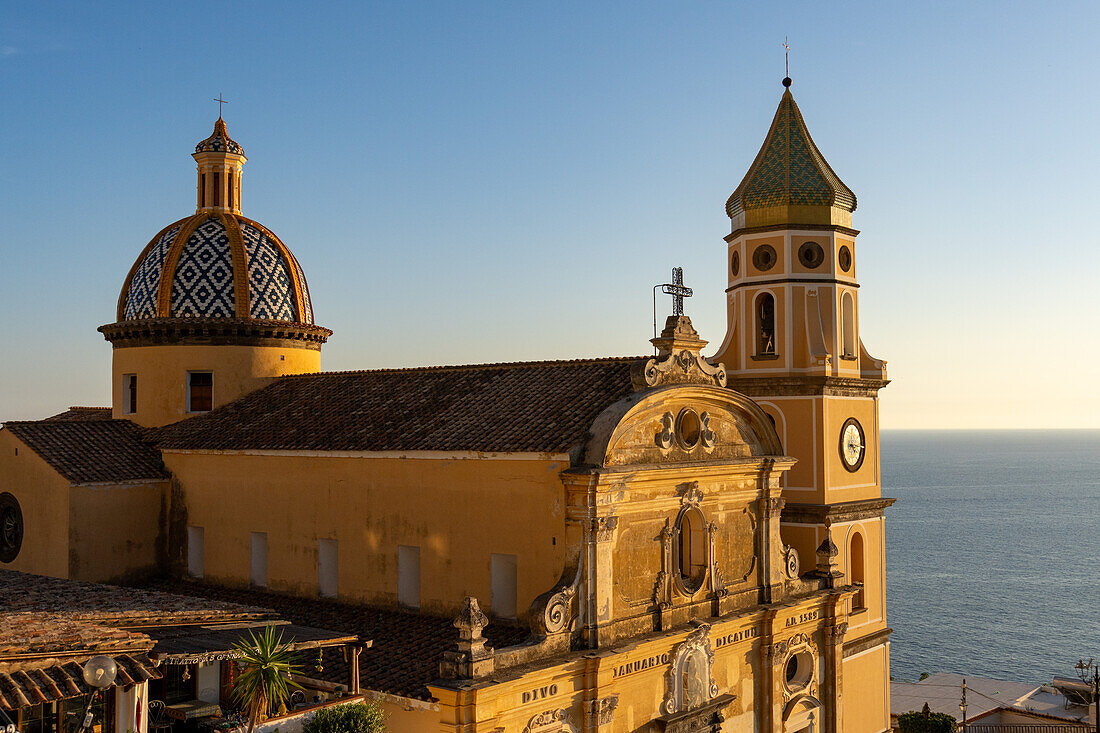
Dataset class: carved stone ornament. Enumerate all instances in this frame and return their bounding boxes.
[439,596,494,679]
[707,522,728,599]
[679,481,704,507]
[783,545,800,579]
[523,709,576,733]
[699,412,717,448]
[663,623,721,714]
[765,639,790,668]
[593,515,619,543]
[631,316,727,390]
[585,695,619,728]
[824,622,848,646]
[530,568,581,637]
[780,633,817,701]
[656,412,675,450]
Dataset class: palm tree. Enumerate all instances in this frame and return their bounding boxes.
[231,626,302,733]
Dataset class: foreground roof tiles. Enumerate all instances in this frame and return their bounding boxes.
[154,358,640,454]
[44,407,113,422]
[141,579,530,701]
[3,419,168,484]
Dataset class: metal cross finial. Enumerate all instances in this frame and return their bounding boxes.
[783,37,790,78]
[214,94,229,117]
[662,267,693,316]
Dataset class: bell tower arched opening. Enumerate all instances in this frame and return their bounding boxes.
[756,292,776,357]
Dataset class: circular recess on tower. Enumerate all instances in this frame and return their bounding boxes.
[731,250,740,277]
[838,245,853,272]
[752,244,777,272]
[798,241,825,269]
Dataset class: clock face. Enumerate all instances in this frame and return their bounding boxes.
[839,419,865,472]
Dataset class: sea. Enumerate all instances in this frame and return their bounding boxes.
[882,430,1100,685]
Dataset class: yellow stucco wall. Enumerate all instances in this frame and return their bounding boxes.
[842,643,890,733]
[161,451,568,616]
[68,480,166,582]
[0,430,71,578]
[112,343,320,427]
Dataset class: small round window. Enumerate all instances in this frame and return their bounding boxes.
[730,250,740,277]
[797,241,825,268]
[838,245,853,272]
[675,408,702,450]
[752,245,777,272]
[0,492,24,563]
[674,507,707,594]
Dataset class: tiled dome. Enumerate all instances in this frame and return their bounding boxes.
[194,117,244,155]
[118,213,314,324]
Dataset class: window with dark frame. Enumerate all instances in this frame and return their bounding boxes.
[188,372,213,412]
[124,374,137,414]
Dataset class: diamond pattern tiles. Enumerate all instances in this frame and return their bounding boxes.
[124,223,183,319]
[239,221,297,322]
[170,217,236,318]
[292,257,314,325]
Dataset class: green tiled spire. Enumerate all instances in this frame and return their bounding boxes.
[726,89,856,221]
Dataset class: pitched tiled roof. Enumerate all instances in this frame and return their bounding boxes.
[139,579,530,701]
[44,407,113,422]
[154,358,640,454]
[3,420,169,484]
[726,89,856,218]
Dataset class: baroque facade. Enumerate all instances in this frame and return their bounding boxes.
[0,80,893,732]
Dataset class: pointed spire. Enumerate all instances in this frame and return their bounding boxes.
[726,85,856,229]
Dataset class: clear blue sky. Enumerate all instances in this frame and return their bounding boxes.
[2,1,1098,428]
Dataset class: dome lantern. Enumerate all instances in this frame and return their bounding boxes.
[193,117,246,215]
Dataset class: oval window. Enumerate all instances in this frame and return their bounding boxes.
[784,650,814,691]
[676,408,702,450]
[730,250,740,277]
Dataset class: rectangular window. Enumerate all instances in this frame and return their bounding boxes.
[200,173,207,207]
[250,532,268,588]
[490,553,517,619]
[187,371,213,412]
[318,538,338,598]
[123,374,137,415]
[212,172,221,207]
[187,525,204,578]
[398,545,421,609]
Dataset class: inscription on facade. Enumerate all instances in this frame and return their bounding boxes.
[713,627,759,648]
[785,610,819,627]
[611,653,670,679]
[521,684,559,704]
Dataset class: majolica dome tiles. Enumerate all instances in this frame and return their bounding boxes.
[194,117,244,155]
[726,89,856,219]
[119,214,314,324]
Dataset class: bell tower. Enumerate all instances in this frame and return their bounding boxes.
[711,79,894,732]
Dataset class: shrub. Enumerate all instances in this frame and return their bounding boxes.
[303,702,385,733]
[897,709,957,733]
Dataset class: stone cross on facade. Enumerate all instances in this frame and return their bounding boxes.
[662,267,693,316]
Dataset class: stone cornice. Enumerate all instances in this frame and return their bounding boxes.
[724,375,889,397]
[842,627,892,658]
[725,223,861,241]
[782,498,897,525]
[98,318,331,350]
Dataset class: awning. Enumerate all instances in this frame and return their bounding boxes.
[0,653,161,711]
[148,622,358,665]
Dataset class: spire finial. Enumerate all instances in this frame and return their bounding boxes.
[782,38,792,88]
[214,93,229,118]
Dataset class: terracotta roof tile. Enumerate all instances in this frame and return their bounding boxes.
[44,407,113,422]
[139,579,530,701]
[3,419,169,484]
[153,358,641,455]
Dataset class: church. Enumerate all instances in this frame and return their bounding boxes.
[0,78,893,732]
